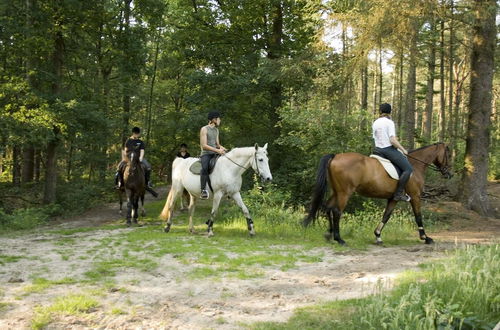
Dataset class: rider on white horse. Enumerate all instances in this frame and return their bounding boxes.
[199,111,226,200]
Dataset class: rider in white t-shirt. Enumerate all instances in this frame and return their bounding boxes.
[372,103,413,202]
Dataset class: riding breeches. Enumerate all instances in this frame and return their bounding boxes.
[200,153,216,191]
[374,146,413,194]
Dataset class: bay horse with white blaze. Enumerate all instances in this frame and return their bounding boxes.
[160,144,272,236]
[123,148,146,226]
[304,143,452,245]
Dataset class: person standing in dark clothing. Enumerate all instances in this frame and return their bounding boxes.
[176,143,191,159]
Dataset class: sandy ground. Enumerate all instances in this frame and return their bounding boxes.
[0,184,499,329]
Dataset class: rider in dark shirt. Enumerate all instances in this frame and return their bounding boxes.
[115,127,154,189]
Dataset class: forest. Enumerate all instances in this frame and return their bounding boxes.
[0,0,498,219]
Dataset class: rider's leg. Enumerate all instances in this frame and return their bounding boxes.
[379,147,413,201]
[141,158,153,188]
[200,154,213,199]
[115,161,126,188]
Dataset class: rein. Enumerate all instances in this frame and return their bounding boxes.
[406,143,449,173]
[224,152,259,175]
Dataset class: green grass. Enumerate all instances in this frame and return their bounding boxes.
[22,277,77,295]
[71,194,440,282]
[31,293,99,329]
[250,244,500,330]
[0,254,23,265]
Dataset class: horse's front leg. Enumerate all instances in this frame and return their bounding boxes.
[118,190,123,216]
[410,197,433,244]
[126,191,133,226]
[231,192,255,236]
[140,194,146,217]
[374,199,398,245]
[132,196,139,224]
[206,191,223,237]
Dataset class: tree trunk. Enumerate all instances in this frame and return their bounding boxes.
[267,1,283,134]
[121,0,132,146]
[146,32,160,144]
[423,18,436,142]
[397,52,404,136]
[404,29,418,149]
[378,44,383,104]
[458,0,496,216]
[439,17,446,141]
[43,19,63,204]
[361,57,368,110]
[12,146,21,186]
[34,149,41,182]
[447,0,455,144]
[21,146,35,183]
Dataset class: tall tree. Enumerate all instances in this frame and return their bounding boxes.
[458,0,496,216]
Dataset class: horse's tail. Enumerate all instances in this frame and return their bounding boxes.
[160,187,174,220]
[303,154,335,227]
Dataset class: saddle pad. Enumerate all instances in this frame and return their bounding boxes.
[189,161,202,175]
[370,155,399,180]
[189,156,219,175]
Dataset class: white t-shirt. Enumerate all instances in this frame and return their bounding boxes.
[372,117,396,148]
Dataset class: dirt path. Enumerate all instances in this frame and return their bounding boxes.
[0,185,499,329]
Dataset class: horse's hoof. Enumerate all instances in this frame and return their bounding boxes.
[336,239,347,246]
[324,232,333,241]
[141,211,146,217]
[164,225,171,233]
[249,230,255,236]
[207,231,214,237]
[189,228,195,234]
[375,240,384,245]
[424,237,434,244]
[126,222,131,227]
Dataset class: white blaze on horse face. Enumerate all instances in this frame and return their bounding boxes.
[255,146,272,181]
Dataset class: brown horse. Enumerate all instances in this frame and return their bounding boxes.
[303,143,452,245]
[123,148,146,226]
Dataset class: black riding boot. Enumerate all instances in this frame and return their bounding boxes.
[145,170,153,188]
[114,171,122,189]
[394,171,411,201]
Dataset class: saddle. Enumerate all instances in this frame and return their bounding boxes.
[369,154,403,180]
[189,155,220,175]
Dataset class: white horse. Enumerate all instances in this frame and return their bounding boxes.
[160,144,272,236]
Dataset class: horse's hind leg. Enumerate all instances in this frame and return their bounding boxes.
[132,196,140,224]
[325,193,350,245]
[231,192,255,236]
[187,193,197,234]
[206,191,224,237]
[374,199,398,245]
[410,197,433,244]
[161,187,181,233]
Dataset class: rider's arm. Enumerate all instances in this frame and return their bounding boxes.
[390,136,408,155]
[139,149,145,162]
[200,127,223,154]
[216,131,226,153]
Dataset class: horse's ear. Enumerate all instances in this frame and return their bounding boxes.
[254,143,258,150]
[263,143,268,150]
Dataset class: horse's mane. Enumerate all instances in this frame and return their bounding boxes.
[226,146,255,157]
[409,142,444,153]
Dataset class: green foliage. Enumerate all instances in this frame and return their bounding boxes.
[251,244,500,330]
[0,205,60,231]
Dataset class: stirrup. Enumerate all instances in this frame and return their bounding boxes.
[200,190,209,200]
[393,193,411,202]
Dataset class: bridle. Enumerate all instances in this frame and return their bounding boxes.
[224,151,261,176]
[406,143,451,177]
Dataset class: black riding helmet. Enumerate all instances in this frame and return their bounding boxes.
[208,111,221,121]
[379,103,392,114]
[132,126,141,134]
